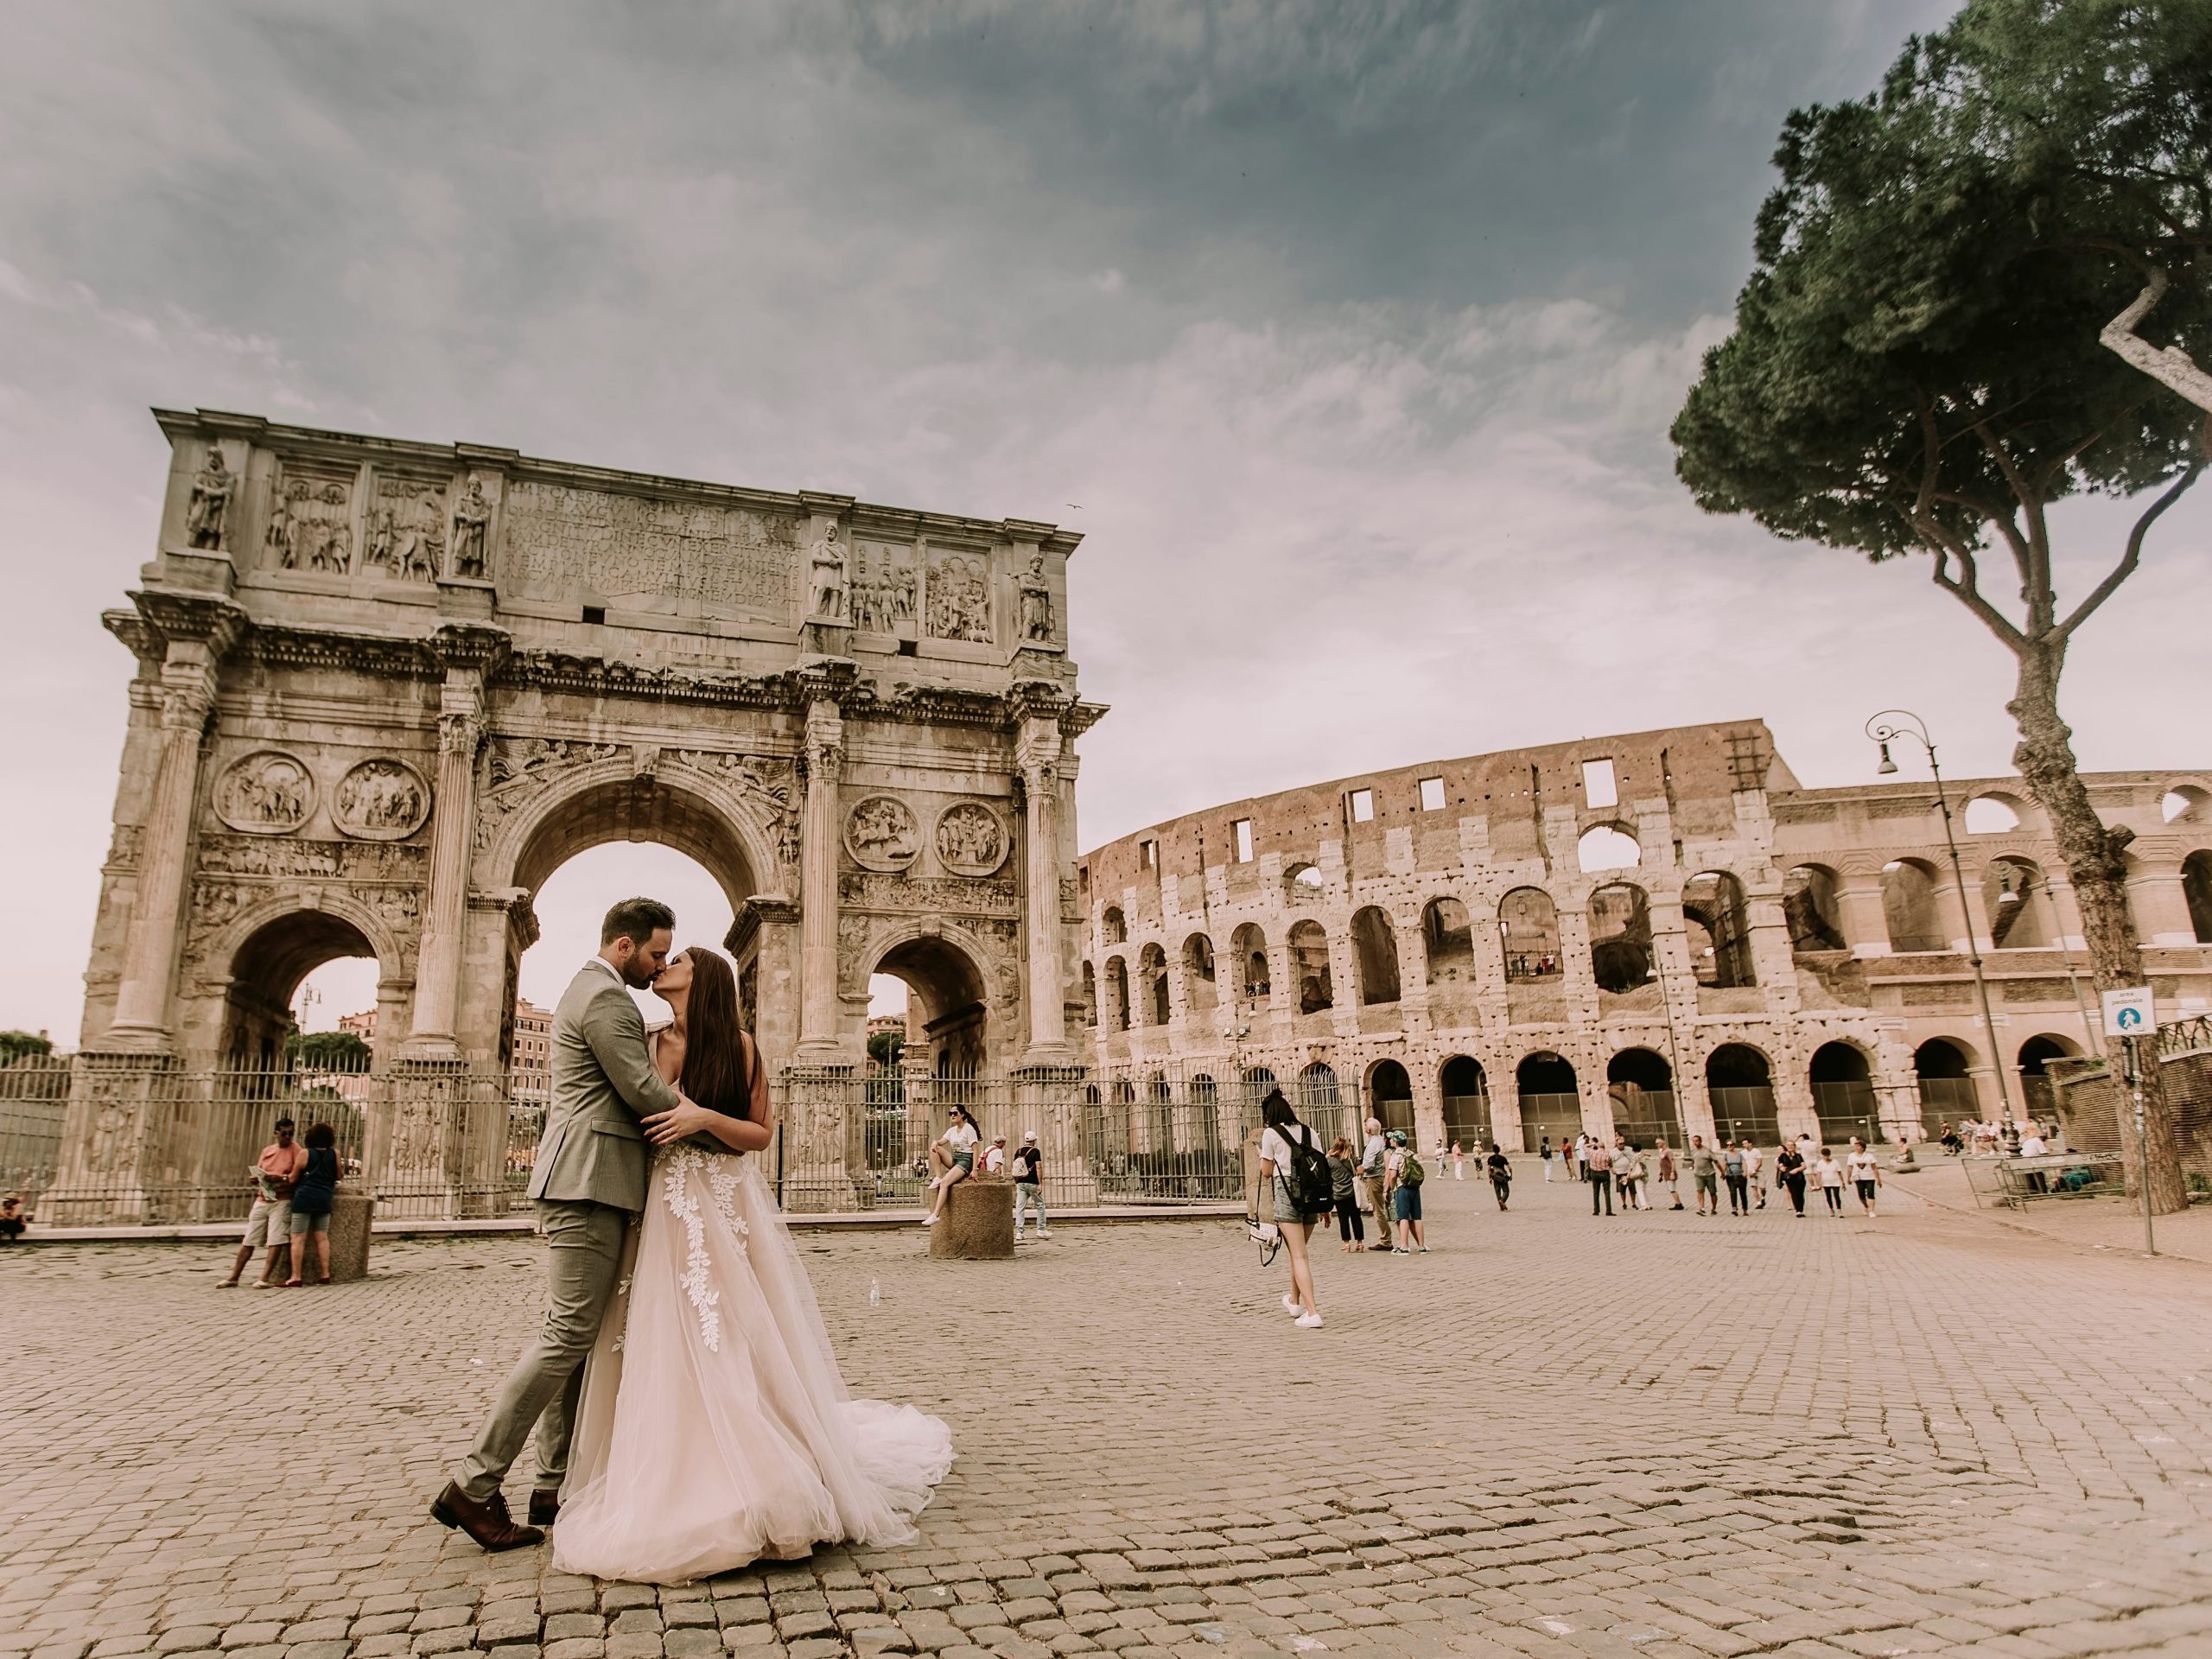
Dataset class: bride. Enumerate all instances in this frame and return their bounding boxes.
[551,944,954,1584]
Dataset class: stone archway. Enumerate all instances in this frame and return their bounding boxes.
[198,896,405,1073]
[859,923,998,1077]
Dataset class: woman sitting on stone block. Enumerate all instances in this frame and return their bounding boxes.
[921,1104,981,1229]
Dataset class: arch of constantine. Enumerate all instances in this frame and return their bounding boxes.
[1077,723,2212,1153]
[55,410,1099,1214]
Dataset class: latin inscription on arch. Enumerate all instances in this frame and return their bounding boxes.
[500,480,798,621]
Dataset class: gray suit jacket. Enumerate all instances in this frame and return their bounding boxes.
[528,960,683,1211]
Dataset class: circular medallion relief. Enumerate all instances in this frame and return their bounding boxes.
[934,800,1008,877]
[334,758,431,840]
[213,750,316,836]
[843,795,920,871]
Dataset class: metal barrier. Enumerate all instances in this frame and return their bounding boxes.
[1961,1150,2125,1210]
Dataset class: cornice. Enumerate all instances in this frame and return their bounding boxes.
[128,590,249,658]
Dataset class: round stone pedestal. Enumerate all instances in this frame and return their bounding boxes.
[930,1176,1014,1260]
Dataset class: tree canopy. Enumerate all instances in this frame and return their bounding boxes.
[286,1028,371,1070]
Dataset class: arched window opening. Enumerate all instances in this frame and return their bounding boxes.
[1882,859,1945,953]
[1144,1073,1173,1156]
[2164,785,2209,824]
[1240,1065,1277,1117]
[1288,920,1332,1014]
[1138,944,1170,1027]
[1809,1041,1876,1144]
[1102,906,1126,944]
[1104,956,1129,1033]
[1422,898,1474,983]
[1080,960,1098,1028]
[1705,1044,1778,1144]
[1605,1047,1680,1147]
[1182,933,1217,1014]
[1783,865,1847,952]
[2186,850,2212,945]
[1577,823,1641,874]
[1516,1050,1581,1152]
[1284,862,1326,903]
[1498,887,1560,982]
[1963,794,2023,835]
[2016,1033,2080,1122]
[1230,922,1271,1002]
[1913,1037,1977,1135]
[1296,1061,1340,1114]
[1368,1059,1413,1140]
[1983,857,2056,949]
[1682,871,1755,988]
[1351,906,1401,1005]
[1588,883,1654,995]
[1440,1055,1490,1148]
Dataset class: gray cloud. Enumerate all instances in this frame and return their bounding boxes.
[3,0,2206,1038]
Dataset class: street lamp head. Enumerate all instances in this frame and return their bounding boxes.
[1876,741,1898,776]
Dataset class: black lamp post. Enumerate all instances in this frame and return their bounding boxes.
[1866,710,2018,1130]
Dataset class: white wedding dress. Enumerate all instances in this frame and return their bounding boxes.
[551,1140,954,1583]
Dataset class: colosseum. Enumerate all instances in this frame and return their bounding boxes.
[1076,719,2212,1154]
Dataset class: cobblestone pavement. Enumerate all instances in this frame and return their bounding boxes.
[8,1167,2212,1659]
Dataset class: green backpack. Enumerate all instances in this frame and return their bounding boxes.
[1400,1150,1426,1186]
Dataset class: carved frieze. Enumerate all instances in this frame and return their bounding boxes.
[671,749,802,880]
[851,540,918,632]
[105,823,144,870]
[500,480,798,620]
[836,914,877,994]
[934,800,1009,877]
[334,759,431,840]
[837,870,1018,918]
[486,734,625,789]
[213,750,315,835]
[264,461,356,575]
[198,832,423,881]
[844,796,920,872]
[925,551,991,643]
[362,472,446,582]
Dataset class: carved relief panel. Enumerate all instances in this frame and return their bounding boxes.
[263,459,358,575]
[850,538,918,635]
[925,550,993,643]
[499,480,799,622]
[934,801,1009,877]
[334,759,431,840]
[361,472,448,583]
[844,797,920,872]
[213,750,315,835]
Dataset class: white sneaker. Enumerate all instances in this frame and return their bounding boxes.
[1034,1228,1051,1239]
[919,1215,935,1227]
[1281,1294,1304,1317]
[1294,1312,1325,1329]
[928,1177,942,1191]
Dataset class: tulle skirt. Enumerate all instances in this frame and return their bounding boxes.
[552,1145,954,1584]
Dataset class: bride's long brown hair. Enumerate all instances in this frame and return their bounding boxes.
[677,946,756,1119]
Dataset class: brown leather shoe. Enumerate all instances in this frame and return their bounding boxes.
[429,1480,543,1552]
[528,1488,560,1527]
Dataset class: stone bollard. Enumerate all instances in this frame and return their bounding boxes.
[266,1192,375,1284]
[930,1175,1014,1260]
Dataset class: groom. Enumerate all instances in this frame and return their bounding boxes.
[431,896,688,1551]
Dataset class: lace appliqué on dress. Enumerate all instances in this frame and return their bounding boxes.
[660,1145,748,1352]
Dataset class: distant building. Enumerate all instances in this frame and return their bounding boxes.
[338,1007,377,1043]
[512,998,553,1109]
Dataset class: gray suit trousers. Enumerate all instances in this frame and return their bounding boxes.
[457,1198,629,1501]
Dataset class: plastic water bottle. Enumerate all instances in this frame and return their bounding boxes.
[868,1277,880,1307]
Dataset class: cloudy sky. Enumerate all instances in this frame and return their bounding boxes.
[4,1,2207,1041]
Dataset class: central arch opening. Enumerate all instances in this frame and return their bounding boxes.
[1705,1044,1778,1143]
[1516,1051,1581,1152]
[224,910,382,1079]
[1606,1047,1680,1147]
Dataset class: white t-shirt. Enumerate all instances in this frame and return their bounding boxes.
[1845,1149,1878,1182]
[982,1143,1006,1173]
[1816,1157,1844,1187]
[2020,1134,2048,1157]
[1743,1146,1764,1176]
[941,1122,979,1155]
[1262,1122,1315,1179]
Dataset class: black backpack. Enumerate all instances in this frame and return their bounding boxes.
[1274,1121,1334,1213]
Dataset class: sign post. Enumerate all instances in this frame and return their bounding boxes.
[2101,988,2159,1257]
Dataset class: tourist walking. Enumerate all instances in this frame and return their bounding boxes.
[1656,1139,1681,1210]
[1383,1129,1427,1253]
[282,1122,340,1287]
[1259,1090,1328,1328]
[1744,1139,1765,1209]
[1328,1135,1364,1253]
[1689,1136,1719,1217]
[1584,1135,1615,1217]
[221,1116,307,1288]
[922,1104,982,1227]
[1541,1136,1554,1181]
[1723,1141,1749,1217]
[1485,1142,1512,1210]
[1450,1141,1465,1180]
[1846,1137,1882,1216]
[1815,1146,1846,1215]
[1776,1141,1808,1217]
[1621,1142,1649,1211]
[1011,1129,1049,1241]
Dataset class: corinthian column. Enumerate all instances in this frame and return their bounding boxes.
[404,673,485,1058]
[796,697,844,1060]
[106,652,219,1050]
[1018,716,1071,1063]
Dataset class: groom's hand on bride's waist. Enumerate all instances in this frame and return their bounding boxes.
[644,1096,719,1147]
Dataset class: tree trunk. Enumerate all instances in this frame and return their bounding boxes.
[2007,642,2188,1214]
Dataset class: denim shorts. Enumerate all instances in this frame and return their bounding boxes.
[289,1209,331,1236]
[1393,1185,1422,1222]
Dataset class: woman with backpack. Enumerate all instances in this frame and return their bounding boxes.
[1258,1090,1328,1329]
[1383,1128,1427,1255]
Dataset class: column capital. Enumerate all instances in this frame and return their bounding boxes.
[437,708,486,757]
